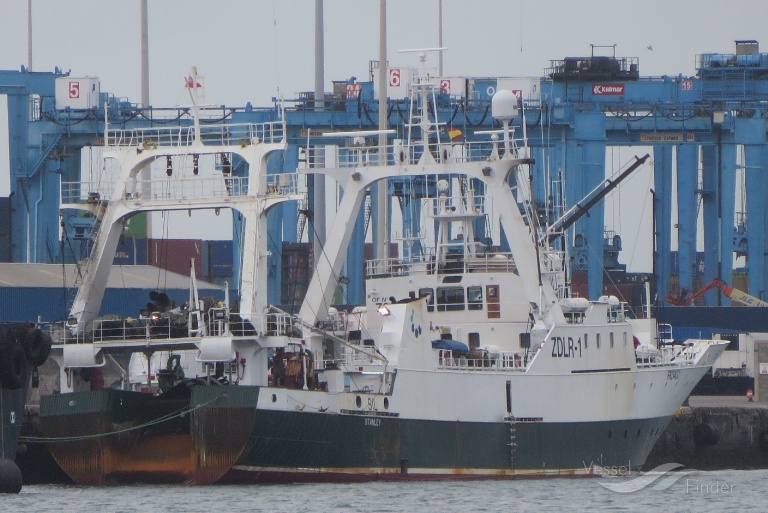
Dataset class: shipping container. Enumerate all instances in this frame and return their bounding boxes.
[148,239,203,277]
[55,77,100,110]
[0,286,223,323]
[113,238,148,266]
[204,240,233,280]
[281,242,311,305]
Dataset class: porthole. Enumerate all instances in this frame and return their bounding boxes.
[271,394,277,403]
[384,397,389,409]
[356,396,362,408]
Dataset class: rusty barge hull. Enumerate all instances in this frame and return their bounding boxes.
[39,384,259,485]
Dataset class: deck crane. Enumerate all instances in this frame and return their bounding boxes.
[663,278,768,307]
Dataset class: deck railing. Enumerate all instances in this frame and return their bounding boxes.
[366,251,517,278]
[106,121,285,148]
[61,172,300,205]
[437,349,528,371]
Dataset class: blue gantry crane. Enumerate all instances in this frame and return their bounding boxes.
[2,40,767,318]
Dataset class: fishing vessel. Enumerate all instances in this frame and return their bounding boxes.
[0,323,52,493]
[40,66,726,484]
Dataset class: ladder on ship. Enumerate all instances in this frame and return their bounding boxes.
[506,380,517,470]
[507,416,518,470]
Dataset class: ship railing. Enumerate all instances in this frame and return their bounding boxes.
[340,346,384,367]
[464,253,517,273]
[59,316,180,344]
[430,194,488,217]
[105,121,285,148]
[635,343,702,368]
[330,140,512,168]
[366,251,517,278]
[437,349,527,371]
[264,172,301,196]
[61,176,251,204]
[366,254,434,278]
[60,182,115,205]
[133,176,250,202]
[243,312,302,338]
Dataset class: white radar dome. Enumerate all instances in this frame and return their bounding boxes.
[492,90,519,121]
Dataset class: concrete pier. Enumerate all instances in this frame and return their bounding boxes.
[644,396,768,470]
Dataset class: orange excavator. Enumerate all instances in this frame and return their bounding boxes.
[663,278,768,307]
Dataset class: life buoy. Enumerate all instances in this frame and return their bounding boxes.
[24,329,52,367]
[0,329,27,390]
[142,138,158,150]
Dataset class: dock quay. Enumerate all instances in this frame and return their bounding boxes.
[644,396,768,471]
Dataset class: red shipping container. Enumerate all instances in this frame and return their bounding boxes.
[148,239,203,278]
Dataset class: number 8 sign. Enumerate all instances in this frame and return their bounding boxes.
[388,69,401,87]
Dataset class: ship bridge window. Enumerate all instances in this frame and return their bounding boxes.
[419,288,434,312]
[467,286,483,310]
[437,286,465,311]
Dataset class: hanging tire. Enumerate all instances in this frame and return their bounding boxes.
[24,329,52,367]
[0,330,27,390]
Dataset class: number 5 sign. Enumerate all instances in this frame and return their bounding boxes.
[388,68,401,87]
[68,81,80,99]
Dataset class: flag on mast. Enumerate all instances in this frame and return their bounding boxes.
[448,128,463,141]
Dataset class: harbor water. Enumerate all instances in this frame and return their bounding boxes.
[6,469,766,512]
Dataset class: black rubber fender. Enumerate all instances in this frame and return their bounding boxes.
[24,328,52,367]
[0,458,22,493]
[693,422,720,447]
[0,329,27,390]
[758,431,768,453]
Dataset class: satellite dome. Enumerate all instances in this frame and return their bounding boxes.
[492,90,519,121]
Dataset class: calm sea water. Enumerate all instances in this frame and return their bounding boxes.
[6,469,766,513]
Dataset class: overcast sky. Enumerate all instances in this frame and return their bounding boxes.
[1,0,766,107]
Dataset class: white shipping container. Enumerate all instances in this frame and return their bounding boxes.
[372,66,414,100]
[55,76,100,110]
[496,77,541,102]
[432,77,467,97]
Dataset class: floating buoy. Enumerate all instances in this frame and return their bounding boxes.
[747,389,754,402]
[0,458,22,494]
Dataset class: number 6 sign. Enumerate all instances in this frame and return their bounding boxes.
[388,68,401,87]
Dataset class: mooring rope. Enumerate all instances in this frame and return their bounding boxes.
[21,394,225,443]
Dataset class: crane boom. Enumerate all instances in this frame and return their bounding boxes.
[663,278,768,307]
